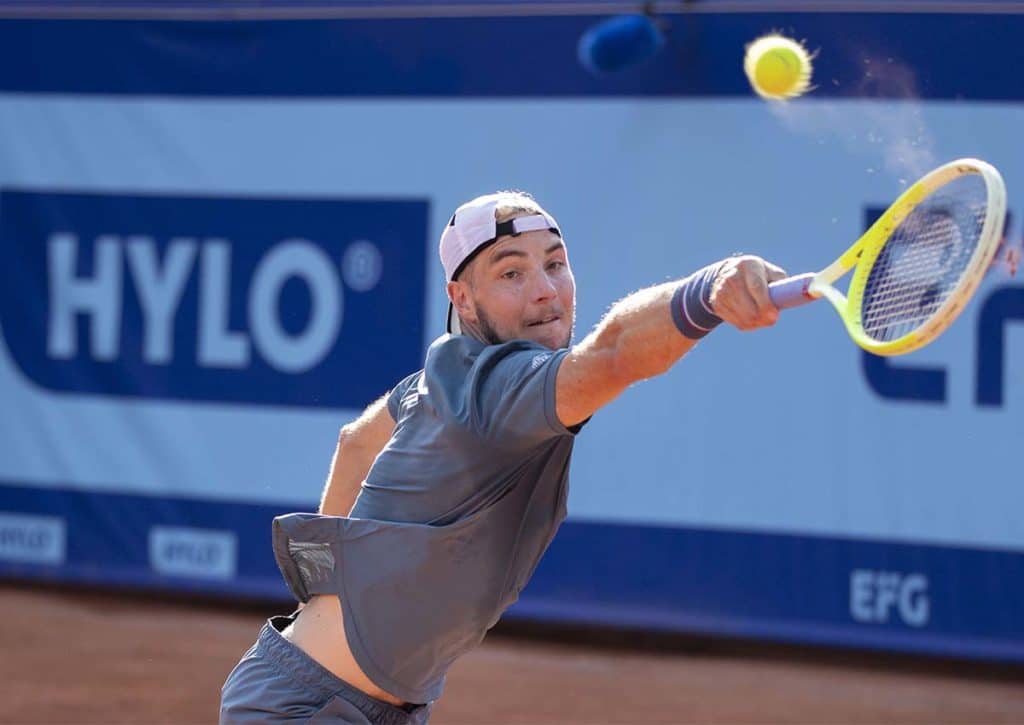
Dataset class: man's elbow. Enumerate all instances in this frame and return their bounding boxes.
[336,420,384,458]
[335,424,366,458]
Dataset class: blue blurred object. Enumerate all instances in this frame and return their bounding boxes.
[577,14,665,75]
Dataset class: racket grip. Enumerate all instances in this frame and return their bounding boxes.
[768,273,818,310]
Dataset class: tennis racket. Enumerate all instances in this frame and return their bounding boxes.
[769,157,1007,356]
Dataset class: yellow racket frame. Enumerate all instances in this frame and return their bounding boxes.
[803,158,1006,356]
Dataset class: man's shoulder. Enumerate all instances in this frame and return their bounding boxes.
[426,334,559,377]
[414,335,578,442]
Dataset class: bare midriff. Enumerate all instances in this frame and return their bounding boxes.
[281,594,406,706]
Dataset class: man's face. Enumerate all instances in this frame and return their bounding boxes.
[449,229,576,350]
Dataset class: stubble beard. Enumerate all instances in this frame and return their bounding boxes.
[476,305,574,349]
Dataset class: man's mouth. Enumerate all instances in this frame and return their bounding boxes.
[527,315,560,327]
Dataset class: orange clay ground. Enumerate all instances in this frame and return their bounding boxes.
[2,584,1023,724]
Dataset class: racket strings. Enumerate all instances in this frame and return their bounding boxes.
[861,175,988,342]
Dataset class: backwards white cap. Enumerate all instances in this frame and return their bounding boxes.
[439,192,561,334]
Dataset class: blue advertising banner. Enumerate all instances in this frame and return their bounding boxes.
[0,190,428,407]
[2,480,1021,661]
[0,5,1021,664]
[0,13,1021,101]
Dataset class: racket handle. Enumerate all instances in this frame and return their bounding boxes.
[768,273,818,310]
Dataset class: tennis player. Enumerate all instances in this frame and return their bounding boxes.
[220,191,785,724]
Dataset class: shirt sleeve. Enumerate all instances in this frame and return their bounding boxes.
[386,370,422,421]
[465,341,578,450]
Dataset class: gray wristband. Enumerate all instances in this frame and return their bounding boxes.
[671,262,724,339]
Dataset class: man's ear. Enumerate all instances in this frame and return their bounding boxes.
[447,279,476,325]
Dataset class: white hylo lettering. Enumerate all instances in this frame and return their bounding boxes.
[47,235,382,373]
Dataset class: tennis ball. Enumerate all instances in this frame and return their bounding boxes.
[743,34,813,100]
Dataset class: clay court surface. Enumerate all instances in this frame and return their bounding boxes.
[3,584,1023,724]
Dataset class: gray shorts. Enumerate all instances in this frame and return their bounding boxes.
[220,615,432,725]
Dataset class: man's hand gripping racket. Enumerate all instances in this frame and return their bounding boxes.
[768,158,1008,356]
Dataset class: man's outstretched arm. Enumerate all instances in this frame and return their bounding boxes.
[556,255,785,428]
[318,394,395,516]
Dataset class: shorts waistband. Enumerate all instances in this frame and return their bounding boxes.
[257,615,420,725]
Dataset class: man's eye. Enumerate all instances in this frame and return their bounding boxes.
[547,261,565,271]
[502,270,519,280]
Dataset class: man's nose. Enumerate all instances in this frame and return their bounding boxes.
[530,269,558,302]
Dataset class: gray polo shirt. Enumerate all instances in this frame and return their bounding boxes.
[273,334,584,704]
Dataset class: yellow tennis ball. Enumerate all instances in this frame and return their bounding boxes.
[744,34,813,100]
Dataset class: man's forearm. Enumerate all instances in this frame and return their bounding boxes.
[591,280,702,385]
[558,255,781,430]
[555,264,728,427]
[591,259,725,385]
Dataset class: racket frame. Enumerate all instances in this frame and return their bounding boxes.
[786,158,1007,356]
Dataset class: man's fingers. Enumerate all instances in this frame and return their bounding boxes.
[710,261,763,329]
[741,261,779,326]
[711,256,784,330]
[763,261,788,284]
[715,283,760,330]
